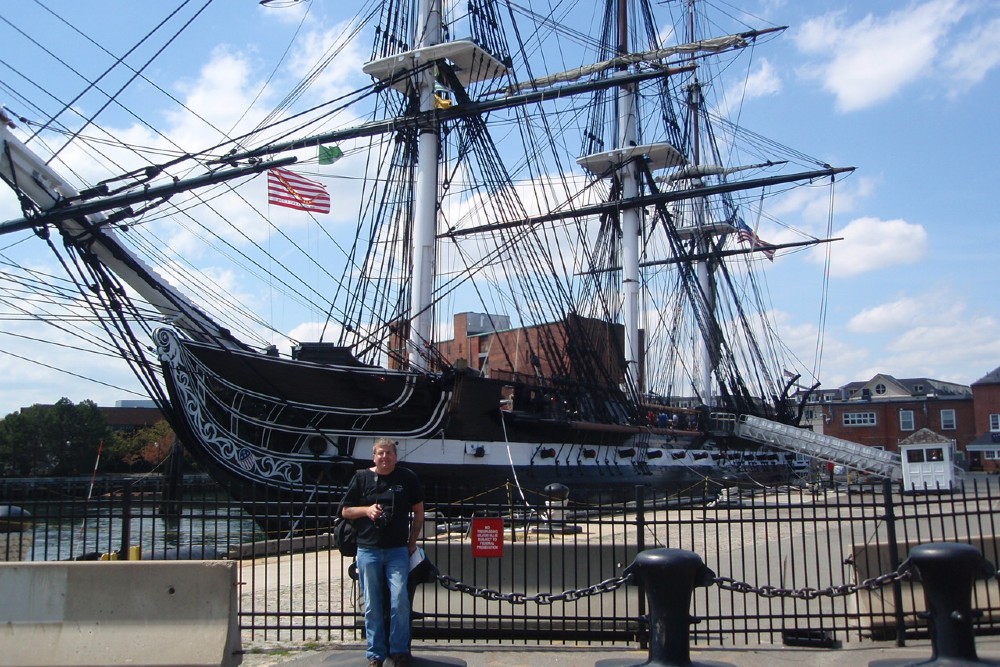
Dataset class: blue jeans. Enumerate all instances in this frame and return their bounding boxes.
[356,546,410,660]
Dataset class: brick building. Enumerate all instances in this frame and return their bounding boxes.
[432,311,628,385]
[798,373,976,453]
[965,367,1000,470]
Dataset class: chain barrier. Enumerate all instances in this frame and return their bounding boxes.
[435,570,634,605]
[715,558,913,601]
[434,559,913,605]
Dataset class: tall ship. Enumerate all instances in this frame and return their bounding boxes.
[0,0,852,533]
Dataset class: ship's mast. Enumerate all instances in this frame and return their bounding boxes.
[618,0,643,393]
[409,0,442,370]
[686,0,715,407]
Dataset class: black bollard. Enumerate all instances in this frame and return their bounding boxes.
[870,542,1000,667]
[536,482,581,534]
[596,548,734,667]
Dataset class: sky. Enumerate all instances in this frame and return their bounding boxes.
[0,0,999,416]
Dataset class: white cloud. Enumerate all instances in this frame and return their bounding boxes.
[815,216,927,277]
[765,173,876,237]
[794,0,966,111]
[169,48,264,141]
[745,59,782,99]
[716,59,782,118]
[838,292,1000,385]
[848,295,925,333]
[286,320,328,346]
[0,315,146,415]
[881,314,1000,384]
[286,22,368,103]
[941,17,1000,96]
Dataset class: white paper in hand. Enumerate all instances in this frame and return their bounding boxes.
[409,546,426,571]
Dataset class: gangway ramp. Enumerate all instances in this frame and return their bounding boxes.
[735,415,901,480]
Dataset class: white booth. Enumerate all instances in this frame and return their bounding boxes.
[899,429,960,492]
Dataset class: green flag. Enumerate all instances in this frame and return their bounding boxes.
[318,144,343,165]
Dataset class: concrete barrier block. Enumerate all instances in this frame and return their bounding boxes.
[0,560,241,667]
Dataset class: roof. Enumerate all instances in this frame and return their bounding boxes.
[972,366,1000,386]
[966,432,1000,449]
[898,428,952,446]
[833,374,971,399]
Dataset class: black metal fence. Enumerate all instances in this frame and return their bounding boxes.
[3,473,1000,647]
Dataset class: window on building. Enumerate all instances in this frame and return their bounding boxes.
[875,383,887,395]
[906,449,925,463]
[940,409,956,431]
[899,410,915,431]
[990,414,1000,432]
[843,412,876,426]
[913,384,924,393]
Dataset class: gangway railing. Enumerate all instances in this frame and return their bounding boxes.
[735,414,902,479]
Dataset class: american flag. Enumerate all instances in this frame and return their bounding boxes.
[736,219,775,261]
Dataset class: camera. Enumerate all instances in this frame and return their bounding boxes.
[375,506,393,528]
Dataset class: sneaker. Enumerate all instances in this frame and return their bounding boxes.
[367,660,383,667]
[390,654,410,667]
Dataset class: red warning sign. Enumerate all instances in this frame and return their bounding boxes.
[471,517,504,558]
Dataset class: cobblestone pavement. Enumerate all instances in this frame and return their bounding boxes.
[239,636,1000,667]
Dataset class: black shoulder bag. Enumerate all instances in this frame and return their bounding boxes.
[333,515,357,557]
[334,470,373,557]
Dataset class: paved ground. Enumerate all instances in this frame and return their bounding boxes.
[240,635,1000,666]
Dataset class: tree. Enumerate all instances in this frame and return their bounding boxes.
[0,399,110,476]
[107,420,176,472]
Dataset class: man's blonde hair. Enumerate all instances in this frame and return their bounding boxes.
[372,437,398,454]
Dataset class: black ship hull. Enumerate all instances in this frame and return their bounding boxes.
[156,329,796,535]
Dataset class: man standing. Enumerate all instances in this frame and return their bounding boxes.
[340,438,425,667]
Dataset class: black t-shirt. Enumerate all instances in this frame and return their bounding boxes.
[340,466,424,548]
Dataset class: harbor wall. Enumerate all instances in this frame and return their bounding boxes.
[0,560,241,667]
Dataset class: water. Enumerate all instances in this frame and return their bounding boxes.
[33,503,260,561]
[3,480,266,561]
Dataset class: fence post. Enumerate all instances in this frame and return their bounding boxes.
[882,476,906,647]
[598,548,733,667]
[0,505,32,561]
[870,542,1000,667]
[119,480,132,558]
[635,486,647,652]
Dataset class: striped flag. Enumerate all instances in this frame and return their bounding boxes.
[267,167,330,213]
